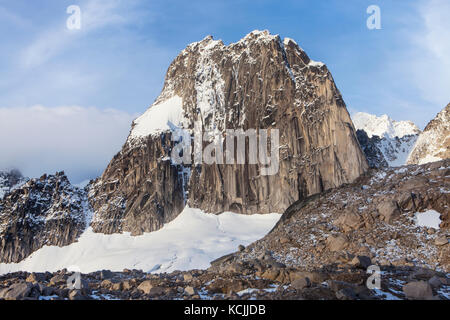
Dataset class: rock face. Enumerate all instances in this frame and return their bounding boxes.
[353,112,420,168]
[89,30,368,235]
[0,172,88,263]
[355,130,389,168]
[408,103,450,165]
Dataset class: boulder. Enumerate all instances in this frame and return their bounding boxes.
[335,210,364,232]
[326,234,349,252]
[291,277,311,290]
[0,282,33,300]
[435,236,448,246]
[403,281,434,300]
[350,256,372,269]
[185,286,195,295]
[137,280,153,294]
[377,201,399,223]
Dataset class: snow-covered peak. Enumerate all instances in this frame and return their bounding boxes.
[352,112,420,139]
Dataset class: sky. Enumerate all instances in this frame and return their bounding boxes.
[0,0,449,183]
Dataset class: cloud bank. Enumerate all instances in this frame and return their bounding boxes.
[0,105,138,184]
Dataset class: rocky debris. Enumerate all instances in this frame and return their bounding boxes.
[0,262,447,300]
[89,30,368,236]
[408,103,450,165]
[0,172,89,263]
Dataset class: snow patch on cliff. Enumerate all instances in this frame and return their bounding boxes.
[128,95,185,140]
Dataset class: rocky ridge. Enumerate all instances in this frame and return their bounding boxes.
[0,172,89,263]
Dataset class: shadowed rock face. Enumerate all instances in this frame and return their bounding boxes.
[88,30,368,235]
[0,172,87,263]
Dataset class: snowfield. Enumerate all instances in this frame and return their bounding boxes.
[0,207,281,275]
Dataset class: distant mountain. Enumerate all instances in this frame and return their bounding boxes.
[353,112,420,168]
[352,112,420,139]
[407,103,450,165]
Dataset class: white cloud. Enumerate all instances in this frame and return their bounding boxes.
[0,105,138,183]
[408,0,450,106]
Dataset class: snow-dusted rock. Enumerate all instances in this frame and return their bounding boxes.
[407,103,450,165]
[353,113,421,168]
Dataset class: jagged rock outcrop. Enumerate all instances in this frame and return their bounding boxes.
[0,170,27,200]
[89,30,368,235]
[408,103,450,165]
[0,172,88,263]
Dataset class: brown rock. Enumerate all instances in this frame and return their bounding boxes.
[326,234,349,252]
[377,201,400,223]
[0,282,33,300]
[185,286,195,295]
[291,277,311,290]
[435,236,448,246]
[137,280,153,294]
[335,210,364,232]
[350,256,372,269]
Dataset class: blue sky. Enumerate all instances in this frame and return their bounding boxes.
[0,0,449,182]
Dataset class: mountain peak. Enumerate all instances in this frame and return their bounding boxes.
[352,112,420,139]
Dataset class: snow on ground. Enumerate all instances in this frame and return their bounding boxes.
[0,207,281,275]
[128,95,185,140]
[415,210,442,229]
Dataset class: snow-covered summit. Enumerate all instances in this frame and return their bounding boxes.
[352,112,420,139]
[353,112,421,167]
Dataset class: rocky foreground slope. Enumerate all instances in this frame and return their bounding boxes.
[0,160,448,300]
[88,30,368,235]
